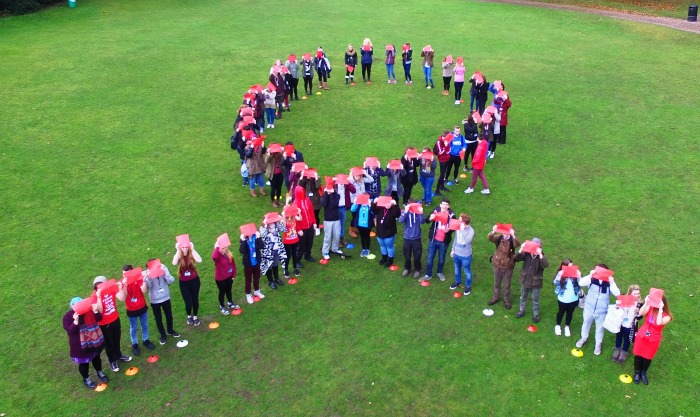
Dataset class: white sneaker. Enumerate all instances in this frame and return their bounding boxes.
[575,338,587,348]
[220,306,230,315]
[437,273,446,281]
[254,290,265,299]
[454,100,460,105]
[388,80,392,84]
[554,325,561,336]
[246,294,254,304]
[489,153,495,159]
[564,326,571,337]
[323,254,330,260]
[426,86,432,89]
[464,187,474,194]
[266,180,271,186]
[481,189,491,195]
[594,343,602,356]
[419,275,432,282]
[486,151,491,158]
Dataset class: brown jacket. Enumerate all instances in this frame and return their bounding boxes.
[488,232,520,269]
[245,145,266,175]
[420,50,434,67]
[264,153,283,179]
[514,252,550,289]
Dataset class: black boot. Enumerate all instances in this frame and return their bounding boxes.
[275,278,285,287]
[267,272,277,289]
[378,255,388,265]
[385,257,394,268]
[633,371,641,384]
[641,371,648,385]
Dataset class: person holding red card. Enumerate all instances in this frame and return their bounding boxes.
[419,148,437,205]
[299,169,322,227]
[321,179,342,260]
[449,214,475,294]
[260,213,288,290]
[400,147,420,205]
[453,57,466,105]
[420,199,455,282]
[263,83,277,129]
[91,276,132,372]
[576,264,621,355]
[349,166,374,237]
[293,185,318,264]
[121,266,156,356]
[371,196,401,267]
[212,236,238,315]
[363,159,386,200]
[282,204,302,278]
[487,224,521,309]
[464,134,490,195]
[351,193,375,257]
[401,43,413,85]
[612,284,642,363]
[385,44,397,84]
[446,126,466,184]
[282,142,305,192]
[441,55,453,96]
[284,54,300,101]
[145,259,180,345]
[632,289,672,384]
[245,135,267,197]
[461,112,480,172]
[301,53,315,95]
[63,296,109,389]
[420,45,435,89]
[172,236,203,326]
[239,226,266,304]
[398,201,424,277]
[553,260,580,337]
[360,38,373,83]
[433,131,452,196]
[313,47,331,90]
[344,44,358,85]
[513,238,550,323]
[265,145,285,207]
[384,160,406,204]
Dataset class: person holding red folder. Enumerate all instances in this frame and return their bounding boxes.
[121,265,156,356]
[63,296,109,388]
[91,276,132,372]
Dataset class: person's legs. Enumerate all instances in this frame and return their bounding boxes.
[556,301,566,325]
[151,302,165,338]
[385,235,396,258]
[138,311,149,343]
[427,67,434,87]
[425,240,437,277]
[78,363,90,379]
[359,227,371,250]
[91,354,103,372]
[403,183,414,204]
[580,307,594,341]
[436,241,447,274]
[452,157,462,180]
[593,311,606,344]
[499,125,507,144]
[244,265,253,294]
[377,236,389,256]
[128,315,139,345]
[455,82,463,101]
[453,255,463,284]
[330,221,341,252]
[518,286,529,313]
[503,268,513,306]
[225,278,233,304]
[338,207,346,239]
[478,170,489,189]
[470,93,477,111]
[462,255,472,288]
[424,177,434,203]
[403,238,413,270]
[423,66,429,86]
[162,299,175,334]
[532,287,541,318]
[190,277,200,316]
[322,221,332,256]
[216,279,226,307]
[564,300,577,326]
[620,326,631,351]
[491,266,504,301]
[367,64,372,81]
[362,63,368,81]
[252,265,261,292]
[436,162,447,192]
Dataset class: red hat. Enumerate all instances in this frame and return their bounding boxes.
[324,176,334,190]
[406,149,419,159]
[445,55,453,64]
[592,266,614,281]
[472,111,482,124]
[350,166,365,177]
[283,204,300,217]
[268,143,283,154]
[521,240,541,255]
[421,150,434,161]
[147,260,163,277]
[288,54,297,62]
[482,112,493,124]
[456,56,464,64]
[346,65,355,72]
[302,168,318,178]
[355,193,370,206]
[376,196,393,208]
[216,233,231,248]
[72,297,94,315]
[96,279,119,296]
[334,174,350,185]
[292,162,308,173]
[647,288,664,308]
[494,223,512,234]
[124,267,144,286]
[303,52,312,60]
[364,157,380,168]
[448,219,462,231]
[561,264,580,278]
[485,105,498,115]
[176,234,191,248]
[433,211,449,224]
[264,212,281,224]
[240,223,257,237]
[388,160,403,170]
[617,295,636,308]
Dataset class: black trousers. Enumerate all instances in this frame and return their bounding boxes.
[100,317,123,363]
[298,227,315,259]
[634,355,652,372]
[445,155,462,180]
[151,299,175,337]
[361,63,372,80]
[556,300,578,326]
[464,142,478,169]
[443,76,451,91]
[270,172,284,200]
[402,182,416,204]
[289,77,299,99]
[454,81,464,100]
[303,76,313,93]
[78,354,103,378]
[436,161,449,191]
[403,238,423,271]
[179,277,200,316]
[358,226,371,250]
[499,125,507,144]
[215,278,233,307]
[284,242,300,273]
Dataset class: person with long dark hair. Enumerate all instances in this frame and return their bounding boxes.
[172,236,203,326]
[552,259,579,337]
[632,289,672,385]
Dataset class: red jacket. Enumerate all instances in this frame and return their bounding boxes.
[472,140,489,170]
[212,248,237,281]
[435,136,451,163]
[294,185,316,230]
[500,98,512,126]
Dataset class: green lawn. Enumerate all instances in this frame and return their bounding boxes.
[533,0,692,18]
[1,0,699,416]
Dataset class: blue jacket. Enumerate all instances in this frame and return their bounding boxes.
[449,134,466,156]
[351,203,373,229]
[360,48,373,64]
[399,211,424,240]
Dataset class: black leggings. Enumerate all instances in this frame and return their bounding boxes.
[151,299,174,337]
[289,78,299,99]
[489,135,500,153]
[464,142,477,169]
[362,63,372,80]
[284,242,300,273]
[499,125,507,144]
[634,355,652,372]
[317,71,328,82]
[270,173,284,201]
[179,277,200,316]
[436,161,448,191]
[454,81,464,101]
[358,226,371,250]
[100,318,123,363]
[303,76,313,93]
[346,69,355,79]
[556,300,578,326]
[78,355,103,378]
[402,182,416,204]
[446,155,461,180]
[298,227,315,259]
[443,76,451,91]
[266,265,279,282]
[215,278,233,307]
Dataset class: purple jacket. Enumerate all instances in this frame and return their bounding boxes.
[63,309,104,359]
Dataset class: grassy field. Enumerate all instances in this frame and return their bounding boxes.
[532,0,693,18]
[1,0,699,416]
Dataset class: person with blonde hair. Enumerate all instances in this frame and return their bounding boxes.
[612,284,642,363]
[360,38,374,83]
[212,238,237,315]
[172,238,203,326]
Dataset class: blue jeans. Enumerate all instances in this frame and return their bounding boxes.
[386,64,395,80]
[419,176,434,204]
[265,108,275,125]
[403,62,412,81]
[425,240,447,277]
[249,172,264,190]
[128,311,150,345]
[377,235,396,257]
[470,94,478,111]
[423,66,433,86]
[338,206,347,238]
[453,254,472,287]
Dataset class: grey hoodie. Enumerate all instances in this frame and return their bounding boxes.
[146,264,176,304]
[399,212,424,240]
[451,225,474,257]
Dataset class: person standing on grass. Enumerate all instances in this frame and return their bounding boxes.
[400,147,420,205]
[263,83,277,129]
[345,44,358,85]
[462,112,479,172]
[239,229,266,304]
[245,136,267,198]
[321,179,342,260]
[336,176,356,248]
[576,264,621,356]
[260,215,287,290]
[282,141,304,192]
[612,284,642,364]
[487,225,521,310]
[446,125,466,184]
[172,239,203,327]
[401,43,413,84]
[449,214,474,295]
[499,93,512,145]
[419,148,437,205]
[488,108,502,160]
[433,131,452,197]
[301,53,315,95]
[91,276,132,372]
[282,204,302,278]
[265,146,285,208]
[145,260,180,345]
[420,198,455,282]
[350,193,374,257]
[513,238,549,323]
[552,259,579,338]
[384,161,406,205]
[385,44,397,84]
[372,196,401,268]
[349,167,373,238]
[360,38,373,83]
[632,290,671,385]
[398,201,424,278]
[463,135,490,195]
[314,47,331,90]
[212,239,237,315]
[284,54,300,101]
[420,45,435,89]
[441,55,453,96]
[364,162,386,200]
[293,184,317,265]
[63,297,109,389]
[120,265,156,356]
[453,57,466,105]
[475,75,489,114]
[299,169,322,227]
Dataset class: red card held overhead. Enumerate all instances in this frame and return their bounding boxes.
[303,53,312,60]
[422,45,433,52]
[362,44,371,51]
[385,44,394,51]
[291,162,308,173]
[124,267,144,285]
[448,219,462,231]
[561,264,580,278]
[376,196,394,208]
[324,176,334,190]
[407,203,422,214]
[216,233,231,248]
[249,84,263,92]
[493,80,503,91]
[284,144,295,155]
[406,149,419,159]
[268,143,283,154]
[176,234,190,249]
[355,193,371,206]
[456,56,464,64]
[147,260,163,277]
[482,112,493,125]
[592,266,614,281]
[494,223,512,234]
[472,111,482,124]
[364,157,380,168]
[647,288,664,308]
[72,298,94,315]
[264,212,281,224]
[350,166,365,177]
[485,105,498,115]
[521,240,541,254]
[421,151,434,161]
[445,55,453,64]
[240,223,258,238]
[334,174,350,185]
[402,44,410,52]
[617,295,636,308]
[387,160,403,170]
[243,115,256,125]
[497,90,508,100]
[288,54,297,62]
[283,204,300,217]
[240,107,253,116]
[303,168,317,179]
[266,82,276,91]
[433,211,449,224]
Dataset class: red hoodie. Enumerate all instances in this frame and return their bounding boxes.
[294,185,316,230]
[472,140,488,170]
[435,136,451,163]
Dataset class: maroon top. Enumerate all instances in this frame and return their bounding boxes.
[212,248,237,281]
[63,310,104,359]
[178,259,199,282]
